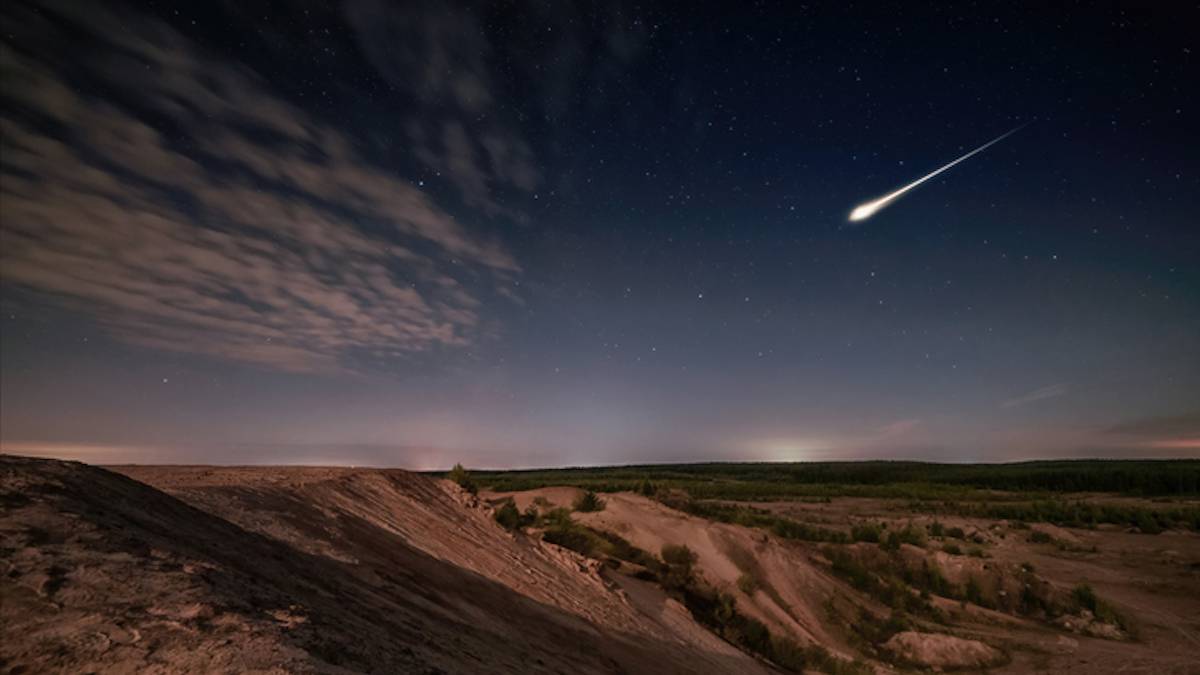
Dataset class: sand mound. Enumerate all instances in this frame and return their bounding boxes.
[2,457,771,674]
[511,488,852,657]
[883,631,1005,669]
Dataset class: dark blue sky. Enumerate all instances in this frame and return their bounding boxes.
[2,1,1197,467]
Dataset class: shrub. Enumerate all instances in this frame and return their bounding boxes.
[737,573,759,594]
[573,490,606,512]
[661,544,697,590]
[662,543,698,567]
[929,521,945,537]
[965,576,986,606]
[945,526,966,539]
[967,546,987,558]
[638,478,656,496]
[447,463,478,495]
[943,543,962,555]
[1028,530,1054,544]
[542,526,598,556]
[881,524,925,551]
[851,522,882,543]
[494,499,523,530]
[1071,584,1098,613]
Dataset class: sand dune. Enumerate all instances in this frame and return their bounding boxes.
[1,458,769,674]
[5,457,1198,674]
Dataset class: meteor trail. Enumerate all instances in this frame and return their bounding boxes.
[848,126,1024,222]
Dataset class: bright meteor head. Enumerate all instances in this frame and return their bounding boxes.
[848,201,880,222]
[846,125,1024,223]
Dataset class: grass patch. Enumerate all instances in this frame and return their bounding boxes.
[656,494,850,543]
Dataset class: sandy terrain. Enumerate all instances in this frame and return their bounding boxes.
[1,458,770,674]
[502,486,1200,674]
[4,456,1198,674]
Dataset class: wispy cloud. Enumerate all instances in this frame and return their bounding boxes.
[346,0,541,213]
[0,1,517,373]
[1001,383,1068,408]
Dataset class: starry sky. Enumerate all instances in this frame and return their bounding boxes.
[1,1,1198,468]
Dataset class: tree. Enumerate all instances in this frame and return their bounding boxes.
[573,490,605,512]
[448,463,478,495]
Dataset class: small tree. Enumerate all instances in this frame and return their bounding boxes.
[573,490,606,512]
[638,478,656,497]
[661,543,697,590]
[494,499,522,530]
[447,463,478,495]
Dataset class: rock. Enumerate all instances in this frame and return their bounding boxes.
[883,631,1005,669]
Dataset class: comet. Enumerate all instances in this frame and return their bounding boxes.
[848,126,1024,222]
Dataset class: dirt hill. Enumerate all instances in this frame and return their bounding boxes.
[0,457,771,674]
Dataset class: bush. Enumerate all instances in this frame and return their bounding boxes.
[573,490,606,512]
[737,573,759,594]
[494,499,524,530]
[852,522,882,543]
[662,543,697,567]
[447,463,478,495]
[1072,584,1097,611]
[945,526,966,539]
[661,544,697,590]
[943,543,962,555]
[929,521,945,537]
[1028,530,1054,544]
[638,478,656,496]
[965,576,987,607]
[881,524,925,551]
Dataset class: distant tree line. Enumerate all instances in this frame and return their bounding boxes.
[456,459,1200,497]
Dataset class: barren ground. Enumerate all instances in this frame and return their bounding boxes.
[2,456,1198,674]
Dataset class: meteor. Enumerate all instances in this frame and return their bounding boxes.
[848,126,1024,222]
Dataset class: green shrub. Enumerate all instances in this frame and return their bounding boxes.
[493,499,524,530]
[737,573,759,594]
[929,521,945,537]
[543,526,598,555]
[447,463,478,495]
[1028,530,1054,544]
[943,543,962,555]
[573,490,606,512]
[851,522,882,543]
[881,524,925,551]
[661,544,697,590]
[662,543,697,567]
[946,526,966,539]
[965,576,986,606]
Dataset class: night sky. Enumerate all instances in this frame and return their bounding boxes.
[2,1,1198,468]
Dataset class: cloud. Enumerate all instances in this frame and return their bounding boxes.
[1001,383,1068,408]
[345,0,541,212]
[875,418,922,438]
[0,1,517,374]
[343,1,648,212]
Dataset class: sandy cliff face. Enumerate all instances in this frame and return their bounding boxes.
[1,458,771,674]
